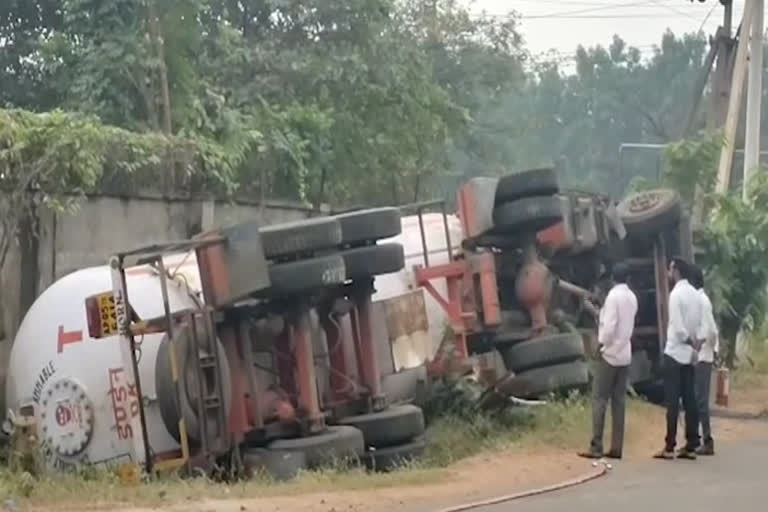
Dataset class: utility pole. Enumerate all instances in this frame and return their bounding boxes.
[743,0,764,198]
[711,1,734,129]
[693,1,734,226]
[716,0,755,194]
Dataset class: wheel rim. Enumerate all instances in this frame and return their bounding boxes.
[628,190,665,213]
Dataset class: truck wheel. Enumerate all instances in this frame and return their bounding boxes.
[492,196,563,233]
[243,448,307,481]
[341,243,405,281]
[364,437,426,472]
[617,189,681,236]
[495,168,559,204]
[339,404,425,448]
[335,207,402,246]
[629,350,653,385]
[260,218,342,259]
[268,426,365,469]
[496,360,590,399]
[155,324,232,444]
[501,332,585,374]
[267,254,346,295]
[381,366,429,406]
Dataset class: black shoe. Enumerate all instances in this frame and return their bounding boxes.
[677,448,697,460]
[696,444,715,456]
[578,450,603,459]
[605,451,622,460]
[653,448,675,460]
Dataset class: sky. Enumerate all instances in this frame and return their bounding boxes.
[467,0,758,60]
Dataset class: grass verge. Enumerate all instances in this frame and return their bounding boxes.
[0,392,684,509]
[1,394,591,509]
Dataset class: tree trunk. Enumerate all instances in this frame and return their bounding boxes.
[317,166,327,209]
[148,4,173,135]
[130,66,160,131]
[147,2,174,193]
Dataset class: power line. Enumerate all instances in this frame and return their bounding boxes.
[646,0,700,22]
[521,14,719,20]
[697,3,718,32]
[529,1,664,18]
[472,0,721,21]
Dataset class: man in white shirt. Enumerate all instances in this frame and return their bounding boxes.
[654,258,702,460]
[579,263,638,460]
[691,266,719,456]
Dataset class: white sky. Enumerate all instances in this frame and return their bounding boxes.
[468,0,757,59]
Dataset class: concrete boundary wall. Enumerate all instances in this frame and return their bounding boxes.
[0,193,316,410]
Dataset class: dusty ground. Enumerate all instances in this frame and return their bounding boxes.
[728,371,768,415]
[21,372,765,512]
[68,397,767,512]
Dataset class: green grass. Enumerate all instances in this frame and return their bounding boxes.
[732,336,768,390]
[2,394,601,509]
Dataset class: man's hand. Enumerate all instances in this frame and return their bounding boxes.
[583,299,600,318]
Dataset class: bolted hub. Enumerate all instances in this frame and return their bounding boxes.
[40,378,95,458]
[628,191,662,213]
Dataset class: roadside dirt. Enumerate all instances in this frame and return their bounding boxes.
[728,372,768,415]
[106,400,768,512]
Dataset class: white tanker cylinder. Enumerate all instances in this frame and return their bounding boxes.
[5,258,200,470]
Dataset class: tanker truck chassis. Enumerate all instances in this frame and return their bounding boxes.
[7,210,426,478]
[399,170,688,403]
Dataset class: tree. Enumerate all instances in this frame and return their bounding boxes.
[661,134,768,368]
[0,1,69,110]
[505,32,709,195]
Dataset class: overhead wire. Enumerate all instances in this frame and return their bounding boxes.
[471,0,721,22]
[697,3,718,33]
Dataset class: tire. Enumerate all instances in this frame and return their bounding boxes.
[495,168,559,204]
[335,207,402,246]
[501,332,585,374]
[617,189,681,236]
[493,327,530,345]
[493,196,563,233]
[341,243,405,281]
[629,350,653,385]
[259,217,342,258]
[155,324,232,444]
[339,405,425,448]
[268,426,365,469]
[633,378,665,406]
[497,360,590,399]
[243,448,307,481]
[364,437,426,472]
[267,254,346,295]
[381,366,429,406]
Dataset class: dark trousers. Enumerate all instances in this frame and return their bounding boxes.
[590,358,629,455]
[695,362,713,446]
[663,355,699,451]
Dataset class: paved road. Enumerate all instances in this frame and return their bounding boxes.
[478,440,768,512]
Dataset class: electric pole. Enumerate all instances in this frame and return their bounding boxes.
[743,0,764,198]
[693,1,735,226]
[711,1,734,129]
[716,0,755,194]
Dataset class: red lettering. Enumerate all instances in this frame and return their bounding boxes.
[55,405,72,426]
[57,326,83,353]
[114,404,128,423]
[108,367,139,440]
[117,424,133,440]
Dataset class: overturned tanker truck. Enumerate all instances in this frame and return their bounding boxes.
[4,169,687,477]
[6,210,429,477]
[379,169,690,405]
